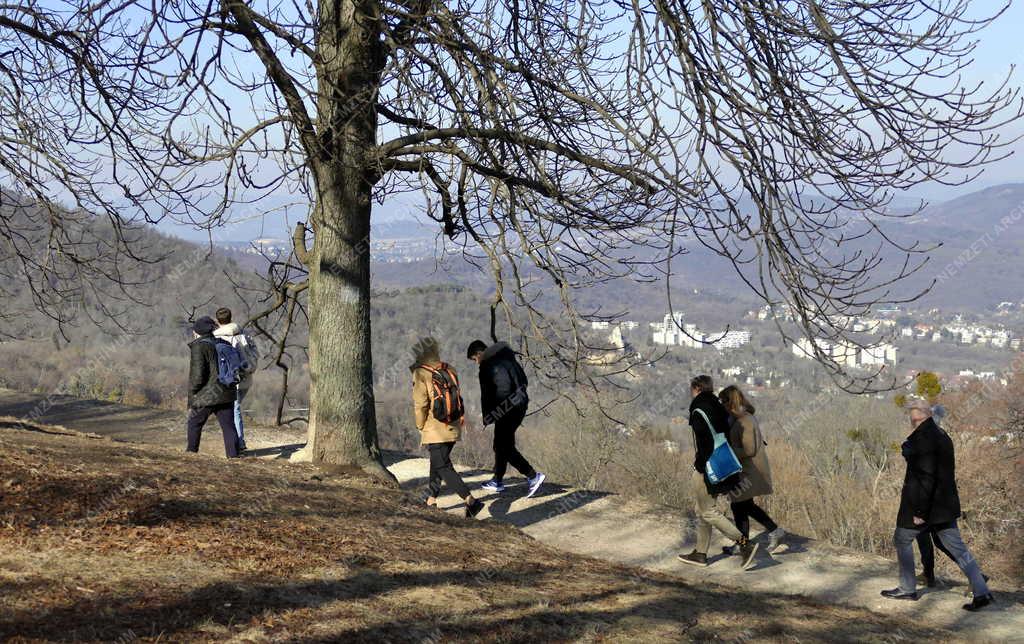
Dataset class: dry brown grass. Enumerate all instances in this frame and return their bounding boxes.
[0,419,964,643]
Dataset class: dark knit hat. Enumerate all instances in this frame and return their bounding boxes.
[192,316,217,335]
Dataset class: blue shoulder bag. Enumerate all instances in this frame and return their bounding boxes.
[694,408,743,484]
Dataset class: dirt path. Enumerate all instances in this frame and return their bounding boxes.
[2,388,1020,641]
[0,389,307,458]
[385,457,1023,642]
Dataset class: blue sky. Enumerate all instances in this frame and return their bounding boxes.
[927,0,1024,192]
[159,1,1024,243]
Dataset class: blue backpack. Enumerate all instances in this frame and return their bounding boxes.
[201,338,249,386]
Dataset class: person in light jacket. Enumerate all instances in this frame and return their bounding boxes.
[881,398,993,611]
[718,385,785,554]
[413,337,484,518]
[214,307,257,452]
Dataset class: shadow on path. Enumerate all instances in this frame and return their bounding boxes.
[398,469,494,492]
[244,443,305,459]
[487,488,611,529]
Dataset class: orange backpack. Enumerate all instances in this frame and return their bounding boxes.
[420,363,465,425]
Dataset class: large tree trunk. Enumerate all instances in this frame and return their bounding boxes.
[296,0,394,484]
[304,181,393,482]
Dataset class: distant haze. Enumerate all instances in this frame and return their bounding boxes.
[206,182,1024,314]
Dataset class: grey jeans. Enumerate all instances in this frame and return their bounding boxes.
[894,521,989,596]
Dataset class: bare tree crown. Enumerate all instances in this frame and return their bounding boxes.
[1,1,1020,396]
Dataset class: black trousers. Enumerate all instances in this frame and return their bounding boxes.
[918,527,957,578]
[187,403,239,458]
[492,405,536,481]
[428,442,470,499]
[730,499,777,539]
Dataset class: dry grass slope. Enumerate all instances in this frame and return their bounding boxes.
[0,419,962,643]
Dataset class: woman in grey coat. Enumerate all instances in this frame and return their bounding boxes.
[719,386,785,553]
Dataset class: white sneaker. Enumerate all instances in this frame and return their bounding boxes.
[767,527,786,553]
[480,480,506,493]
[526,472,546,498]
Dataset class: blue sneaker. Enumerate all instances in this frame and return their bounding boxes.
[526,472,546,498]
[480,480,505,493]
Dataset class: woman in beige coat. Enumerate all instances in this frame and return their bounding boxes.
[412,338,484,518]
[719,386,785,553]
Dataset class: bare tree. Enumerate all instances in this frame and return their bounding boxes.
[1,1,1019,481]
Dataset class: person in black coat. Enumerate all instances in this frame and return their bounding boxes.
[690,385,738,497]
[913,407,960,587]
[467,340,545,498]
[881,398,993,611]
[186,316,239,458]
[677,375,757,570]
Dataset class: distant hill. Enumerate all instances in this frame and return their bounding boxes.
[371,183,1024,315]
[618,183,1024,314]
[912,183,1024,237]
[879,183,1024,310]
[6,181,1024,344]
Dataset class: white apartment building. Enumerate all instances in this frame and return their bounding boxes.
[679,324,705,348]
[713,330,752,351]
[652,314,750,351]
[792,337,897,367]
[861,343,899,367]
[651,313,686,345]
[792,337,831,359]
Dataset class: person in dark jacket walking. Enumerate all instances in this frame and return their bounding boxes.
[677,375,758,570]
[910,405,963,587]
[467,339,545,498]
[186,316,239,458]
[881,398,993,610]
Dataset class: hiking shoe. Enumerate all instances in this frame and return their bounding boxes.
[465,498,485,519]
[677,551,708,567]
[880,588,919,601]
[739,539,759,570]
[766,527,786,553]
[721,544,737,556]
[963,593,994,612]
[480,480,506,493]
[525,472,546,498]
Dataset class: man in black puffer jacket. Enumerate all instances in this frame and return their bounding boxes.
[677,375,756,570]
[186,316,238,458]
[467,340,545,498]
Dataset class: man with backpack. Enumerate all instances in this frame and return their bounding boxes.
[187,315,244,458]
[467,339,545,498]
[412,337,484,518]
[214,307,259,451]
[677,375,758,570]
